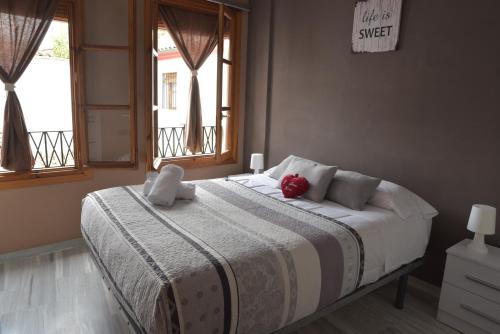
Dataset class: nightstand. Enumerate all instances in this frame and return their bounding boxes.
[438,239,500,334]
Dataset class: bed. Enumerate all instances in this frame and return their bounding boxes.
[81,173,434,334]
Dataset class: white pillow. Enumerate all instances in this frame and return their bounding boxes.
[268,155,295,179]
[143,172,159,196]
[368,180,438,220]
[264,166,277,176]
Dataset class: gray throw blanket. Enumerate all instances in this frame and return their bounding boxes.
[81,179,364,334]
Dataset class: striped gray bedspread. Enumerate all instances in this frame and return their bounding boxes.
[81,179,364,334]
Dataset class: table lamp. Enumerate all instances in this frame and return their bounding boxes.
[467,204,496,254]
[250,153,264,174]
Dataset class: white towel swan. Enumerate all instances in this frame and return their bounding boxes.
[147,164,184,206]
[143,165,196,204]
[176,182,196,200]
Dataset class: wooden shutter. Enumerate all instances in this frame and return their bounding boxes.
[76,0,137,167]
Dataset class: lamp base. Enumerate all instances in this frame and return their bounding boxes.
[253,169,261,175]
[467,233,488,255]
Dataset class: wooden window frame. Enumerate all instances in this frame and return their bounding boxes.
[144,0,242,171]
[0,0,92,188]
[76,0,138,168]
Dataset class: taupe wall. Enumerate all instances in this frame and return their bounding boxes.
[243,0,272,166]
[245,0,500,285]
[0,0,247,255]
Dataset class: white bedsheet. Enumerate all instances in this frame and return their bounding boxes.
[230,173,432,286]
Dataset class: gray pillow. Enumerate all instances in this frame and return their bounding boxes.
[269,155,295,180]
[279,157,337,202]
[326,170,381,210]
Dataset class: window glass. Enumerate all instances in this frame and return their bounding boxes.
[82,0,136,166]
[0,20,74,171]
[84,0,128,46]
[0,90,6,172]
[151,4,239,166]
[157,28,217,157]
[87,109,131,162]
[222,63,230,108]
[85,51,129,105]
[223,17,231,61]
[221,109,229,152]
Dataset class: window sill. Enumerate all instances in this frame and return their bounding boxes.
[155,153,236,170]
[0,167,92,190]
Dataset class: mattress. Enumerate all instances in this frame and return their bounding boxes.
[231,173,432,285]
[81,175,431,334]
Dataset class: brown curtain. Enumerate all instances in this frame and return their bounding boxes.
[0,0,58,171]
[159,5,218,154]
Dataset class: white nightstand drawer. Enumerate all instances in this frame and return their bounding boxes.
[444,254,500,303]
[439,283,500,334]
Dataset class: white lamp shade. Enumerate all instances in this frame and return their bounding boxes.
[467,204,496,235]
[250,153,264,170]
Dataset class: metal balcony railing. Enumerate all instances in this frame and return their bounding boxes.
[30,131,75,168]
[158,125,216,158]
[0,125,216,170]
[0,130,74,170]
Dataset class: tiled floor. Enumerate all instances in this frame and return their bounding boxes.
[0,246,458,334]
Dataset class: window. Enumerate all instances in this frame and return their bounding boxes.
[162,72,177,110]
[145,0,242,169]
[78,0,137,168]
[0,0,85,183]
[0,0,137,187]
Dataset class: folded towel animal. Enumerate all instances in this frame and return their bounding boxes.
[147,164,184,206]
[143,171,159,196]
[144,172,196,200]
[176,182,196,200]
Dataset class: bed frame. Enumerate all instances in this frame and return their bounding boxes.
[273,258,424,333]
[89,238,423,334]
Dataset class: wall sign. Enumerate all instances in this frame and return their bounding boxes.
[352,0,402,53]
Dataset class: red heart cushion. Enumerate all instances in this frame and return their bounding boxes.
[281,174,309,198]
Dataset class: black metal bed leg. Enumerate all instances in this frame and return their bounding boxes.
[395,274,408,309]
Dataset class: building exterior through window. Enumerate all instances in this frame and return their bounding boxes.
[162,72,177,110]
[0,20,74,172]
[156,27,232,158]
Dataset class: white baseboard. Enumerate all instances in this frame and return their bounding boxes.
[0,238,85,263]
